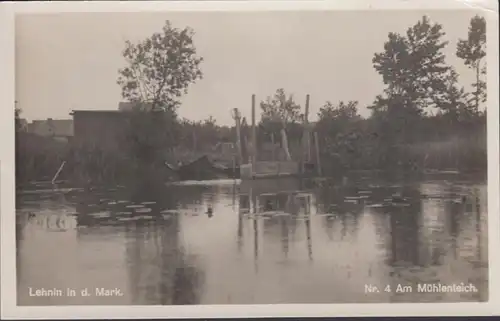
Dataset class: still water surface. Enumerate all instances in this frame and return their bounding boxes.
[16,176,488,305]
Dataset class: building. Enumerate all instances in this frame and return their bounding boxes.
[26,118,73,142]
[71,110,128,151]
[72,104,175,152]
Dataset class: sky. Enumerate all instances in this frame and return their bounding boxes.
[16,10,482,126]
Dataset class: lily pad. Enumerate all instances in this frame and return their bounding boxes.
[90,212,111,218]
[116,211,133,215]
[126,204,145,209]
[161,209,179,214]
[366,204,384,208]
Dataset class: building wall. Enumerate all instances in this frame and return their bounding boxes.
[118,102,153,112]
[27,119,73,138]
[72,111,128,152]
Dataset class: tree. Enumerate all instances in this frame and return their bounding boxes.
[317,101,360,123]
[259,89,303,161]
[116,21,203,170]
[117,20,203,112]
[259,88,303,142]
[15,106,21,132]
[315,101,362,168]
[372,16,451,116]
[456,15,487,112]
[439,69,474,121]
[123,109,180,166]
[370,16,453,148]
[260,88,302,124]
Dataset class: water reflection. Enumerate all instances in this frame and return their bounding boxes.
[16,177,488,305]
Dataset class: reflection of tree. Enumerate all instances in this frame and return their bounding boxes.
[388,197,421,267]
[237,210,244,253]
[16,210,26,288]
[123,213,205,305]
[101,183,205,305]
[305,216,313,261]
[171,251,205,305]
[280,217,290,258]
[313,185,363,241]
[474,190,482,263]
[389,209,416,265]
[447,201,461,260]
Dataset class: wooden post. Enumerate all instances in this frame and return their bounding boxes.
[281,127,292,161]
[302,94,311,174]
[304,94,311,162]
[279,96,292,161]
[52,161,66,185]
[314,132,322,176]
[233,108,243,165]
[244,136,251,163]
[251,94,257,165]
[232,156,236,179]
[271,132,275,161]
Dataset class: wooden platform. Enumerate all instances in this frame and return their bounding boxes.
[240,161,299,179]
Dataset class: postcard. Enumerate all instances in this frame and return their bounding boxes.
[1,0,499,318]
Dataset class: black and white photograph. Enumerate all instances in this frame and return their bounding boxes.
[1,0,499,318]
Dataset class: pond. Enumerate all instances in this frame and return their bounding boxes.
[15,175,488,305]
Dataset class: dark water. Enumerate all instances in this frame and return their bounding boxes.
[16,176,488,305]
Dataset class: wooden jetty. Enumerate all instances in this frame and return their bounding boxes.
[234,94,321,180]
[240,161,299,179]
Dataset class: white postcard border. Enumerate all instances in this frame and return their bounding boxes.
[1,0,498,319]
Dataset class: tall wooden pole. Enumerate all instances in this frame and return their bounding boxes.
[271,132,275,161]
[251,94,257,165]
[314,131,322,176]
[304,94,311,162]
[302,94,311,174]
[279,96,292,161]
[233,108,243,165]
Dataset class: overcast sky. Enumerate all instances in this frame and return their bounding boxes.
[16,10,482,125]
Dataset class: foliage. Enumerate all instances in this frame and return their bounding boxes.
[16,16,488,186]
[176,116,233,154]
[315,101,364,169]
[316,100,361,148]
[116,20,204,167]
[123,109,180,166]
[15,107,21,131]
[16,132,69,184]
[117,20,203,112]
[260,88,303,124]
[438,69,477,121]
[258,88,304,148]
[371,16,452,115]
[456,15,487,110]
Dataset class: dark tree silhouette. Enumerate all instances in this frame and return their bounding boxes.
[117,20,204,112]
[116,20,204,172]
[260,88,303,125]
[372,16,451,115]
[315,101,363,169]
[456,15,487,111]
